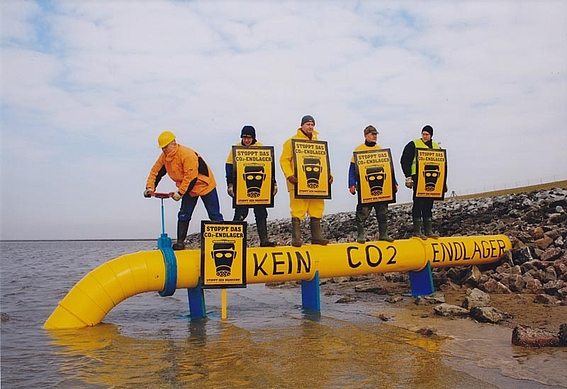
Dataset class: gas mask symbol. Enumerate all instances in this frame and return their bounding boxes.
[423,164,440,191]
[243,165,265,198]
[302,157,322,188]
[211,241,236,277]
[365,166,386,196]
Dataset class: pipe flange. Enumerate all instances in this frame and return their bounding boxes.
[159,247,177,297]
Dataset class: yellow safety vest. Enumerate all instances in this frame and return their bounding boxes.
[411,138,440,175]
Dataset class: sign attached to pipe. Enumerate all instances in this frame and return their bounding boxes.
[201,221,247,288]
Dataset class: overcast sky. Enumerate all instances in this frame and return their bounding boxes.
[1,1,566,241]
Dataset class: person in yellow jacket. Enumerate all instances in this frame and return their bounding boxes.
[348,125,397,243]
[225,125,277,247]
[279,115,333,247]
[144,131,223,250]
[400,125,441,239]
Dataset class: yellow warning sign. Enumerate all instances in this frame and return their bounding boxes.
[291,139,332,199]
[415,148,447,200]
[353,148,396,204]
[200,221,247,288]
[231,146,275,208]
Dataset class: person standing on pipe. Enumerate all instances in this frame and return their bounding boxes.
[225,125,277,247]
[349,125,397,243]
[400,125,441,239]
[279,115,333,247]
[144,131,223,250]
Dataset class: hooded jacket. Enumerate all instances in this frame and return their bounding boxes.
[279,128,320,192]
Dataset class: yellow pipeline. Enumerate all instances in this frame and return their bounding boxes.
[44,235,510,329]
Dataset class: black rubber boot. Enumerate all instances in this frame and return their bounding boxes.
[378,222,395,242]
[291,217,302,247]
[413,218,427,240]
[310,217,328,245]
[356,221,366,244]
[424,218,439,239]
[257,218,276,247]
[173,220,189,250]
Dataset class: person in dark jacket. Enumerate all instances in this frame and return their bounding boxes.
[225,125,277,247]
[400,125,441,239]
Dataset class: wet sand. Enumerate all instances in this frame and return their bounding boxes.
[318,275,567,388]
[320,275,567,332]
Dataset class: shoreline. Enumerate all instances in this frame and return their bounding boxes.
[318,274,567,336]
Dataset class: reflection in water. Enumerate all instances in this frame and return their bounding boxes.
[47,306,495,389]
[50,324,172,387]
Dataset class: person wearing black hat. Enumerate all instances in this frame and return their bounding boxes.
[225,125,277,247]
[349,125,396,243]
[279,115,333,247]
[400,125,441,239]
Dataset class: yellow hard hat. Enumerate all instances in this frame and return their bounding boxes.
[157,131,176,149]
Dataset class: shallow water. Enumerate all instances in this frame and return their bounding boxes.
[1,241,566,388]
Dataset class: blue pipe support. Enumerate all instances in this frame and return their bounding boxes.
[187,281,206,320]
[301,271,321,310]
[408,262,435,296]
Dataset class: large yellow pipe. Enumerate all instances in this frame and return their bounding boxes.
[44,235,510,329]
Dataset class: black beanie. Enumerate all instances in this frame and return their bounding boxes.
[301,115,315,126]
[241,125,256,139]
[422,125,433,136]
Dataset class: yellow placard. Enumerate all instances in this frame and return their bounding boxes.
[231,146,275,208]
[200,221,247,288]
[353,148,396,204]
[292,139,332,199]
[415,148,447,200]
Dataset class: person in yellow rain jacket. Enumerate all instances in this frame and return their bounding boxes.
[225,125,277,247]
[279,115,333,247]
[144,131,223,250]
